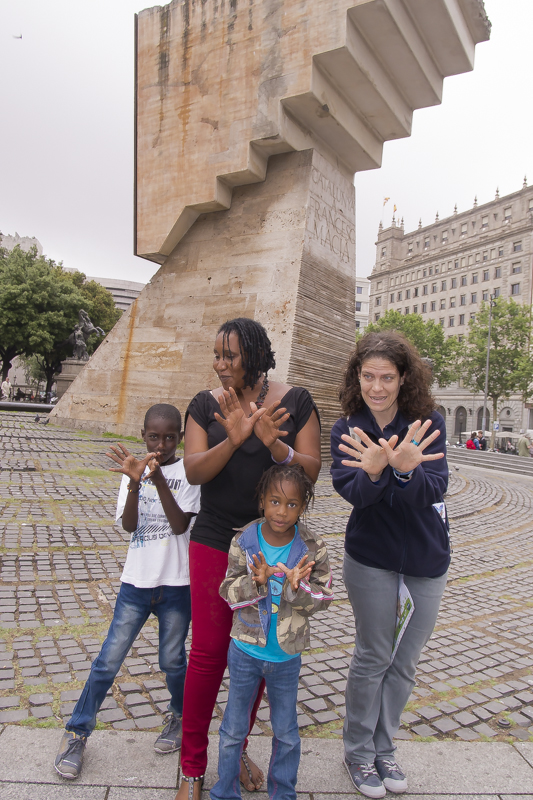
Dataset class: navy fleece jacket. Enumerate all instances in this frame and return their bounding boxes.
[330,407,450,578]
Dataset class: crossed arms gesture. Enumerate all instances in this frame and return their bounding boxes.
[338,419,444,483]
[250,552,315,591]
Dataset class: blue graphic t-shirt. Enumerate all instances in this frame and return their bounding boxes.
[234,525,299,662]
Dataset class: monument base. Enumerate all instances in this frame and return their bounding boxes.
[55,360,87,400]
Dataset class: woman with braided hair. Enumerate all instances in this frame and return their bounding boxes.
[175,317,321,800]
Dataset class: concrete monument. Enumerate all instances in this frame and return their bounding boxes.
[52,0,490,444]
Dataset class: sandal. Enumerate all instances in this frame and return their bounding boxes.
[240,750,264,791]
[178,773,204,800]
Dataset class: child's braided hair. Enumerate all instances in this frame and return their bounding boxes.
[218,317,276,389]
[256,464,314,514]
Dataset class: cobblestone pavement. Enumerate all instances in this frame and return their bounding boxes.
[1,411,533,746]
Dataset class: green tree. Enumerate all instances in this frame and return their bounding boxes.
[363,310,464,386]
[0,246,86,382]
[463,297,533,442]
[0,246,122,395]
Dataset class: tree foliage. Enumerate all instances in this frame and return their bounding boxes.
[363,310,464,386]
[0,245,122,388]
[463,298,533,436]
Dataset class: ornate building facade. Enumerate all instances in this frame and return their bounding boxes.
[368,182,533,441]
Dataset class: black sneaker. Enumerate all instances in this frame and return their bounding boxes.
[375,758,408,794]
[343,757,386,798]
[154,713,182,754]
[54,731,87,779]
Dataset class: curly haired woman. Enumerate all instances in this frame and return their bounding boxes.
[330,330,450,798]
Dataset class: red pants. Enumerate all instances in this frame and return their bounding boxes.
[181,541,264,777]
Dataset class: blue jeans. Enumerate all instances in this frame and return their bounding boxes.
[67,582,191,737]
[210,640,301,800]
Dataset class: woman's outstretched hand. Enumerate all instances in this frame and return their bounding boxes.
[339,428,397,483]
[250,400,290,449]
[214,387,266,448]
[378,419,444,474]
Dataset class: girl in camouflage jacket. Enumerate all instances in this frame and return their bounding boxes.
[211,465,333,800]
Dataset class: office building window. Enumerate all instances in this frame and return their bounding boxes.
[375,296,381,306]
[355,320,361,329]
[374,313,381,321]
[482,251,488,261]
[451,277,457,289]
[440,299,446,310]
[423,285,428,295]
[431,301,436,312]
[481,215,489,229]
[461,223,467,235]
[470,313,476,321]
[408,243,413,254]
[404,307,409,315]
[513,241,522,252]
[449,297,456,308]
[421,303,427,313]
[442,230,448,243]
[471,292,477,304]
[512,263,521,274]
[511,283,521,295]
[414,287,419,297]
[397,292,402,301]
[504,206,512,220]
[406,289,411,299]
[439,318,444,327]
[498,246,504,257]
[432,283,437,293]
[441,280,447,291]
[454,259,459,269]
[390,293,395,303]
[494,266,501,278]
[483,269,489,281]
[461,275,467,286]
[424,237,430,249]
[482,290,489,301]
[381,247,387,258]
[494,287,500,297]
[460,295,466,306]
[413,305,418,314]
[449,317,455,327]
[472,273,478,284]
[459,314,465,325]
[356,286,363,294]
[429,267,433,275]
[356,302,362,312]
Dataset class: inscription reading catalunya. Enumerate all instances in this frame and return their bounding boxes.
[308,167,355,265]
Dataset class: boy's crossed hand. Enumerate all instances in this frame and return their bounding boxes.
[276,555,315,591]
[251,553,315,592]
[106,443,161,482]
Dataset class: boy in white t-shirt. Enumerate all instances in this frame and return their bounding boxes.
[55,404,200,780]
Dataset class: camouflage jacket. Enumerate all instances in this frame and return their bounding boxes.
[219,518,333,655]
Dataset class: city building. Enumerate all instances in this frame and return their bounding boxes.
[355,277,370,332]
[0,232,43,255]
[368,181,533,440]
[88,277,145,312]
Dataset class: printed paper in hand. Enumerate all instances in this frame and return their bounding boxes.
[391,575,414,663]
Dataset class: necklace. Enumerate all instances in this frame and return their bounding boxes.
[248,375,269,416]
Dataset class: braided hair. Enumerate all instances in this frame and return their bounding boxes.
[256,464,315,513]
[218,317,276,389]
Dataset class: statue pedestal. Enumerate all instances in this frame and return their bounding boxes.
[55,359,87,400]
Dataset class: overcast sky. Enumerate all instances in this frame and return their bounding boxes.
[1,0,531,285]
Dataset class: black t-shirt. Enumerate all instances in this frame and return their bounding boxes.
[185,387,319,553]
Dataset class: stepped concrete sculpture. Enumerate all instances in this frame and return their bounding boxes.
[52,0,490,445]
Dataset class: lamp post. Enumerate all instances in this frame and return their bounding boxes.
[481,293,497,447]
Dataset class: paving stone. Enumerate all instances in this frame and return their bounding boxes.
[411,724,436,737]
[29,693,54,705]
[473,722,497,737]
[432,718,460,733]
[453,711,478,726]
[454,727,481,740]
[0,697,20,709]
[0,709,29,723]
[418,706,441,720]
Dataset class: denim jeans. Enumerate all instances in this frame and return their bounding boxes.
[210,640,301,800]
[342,554,447,764]
[67,582,191,737]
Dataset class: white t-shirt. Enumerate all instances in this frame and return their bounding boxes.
[116,459,200,588]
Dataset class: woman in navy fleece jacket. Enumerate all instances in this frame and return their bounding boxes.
[330,331,450,799]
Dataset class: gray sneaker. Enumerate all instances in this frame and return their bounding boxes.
[154,714,182,754]
[343,758,386,798]
[54,731,87,779]
[375,758,408,794]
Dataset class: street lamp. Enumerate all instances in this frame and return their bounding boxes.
[481,292,497,446]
